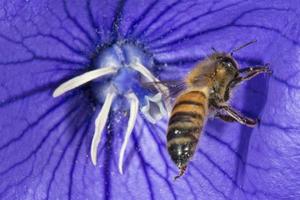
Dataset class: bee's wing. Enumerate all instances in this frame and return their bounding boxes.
[141,79,186,112]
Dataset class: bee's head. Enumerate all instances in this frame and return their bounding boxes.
[216,53,238,70]
[211,53,239,78]
[211,39,257,73]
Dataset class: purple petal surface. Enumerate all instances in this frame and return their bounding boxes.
[0,0,300,200]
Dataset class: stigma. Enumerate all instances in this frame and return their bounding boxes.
[52,41,169,174]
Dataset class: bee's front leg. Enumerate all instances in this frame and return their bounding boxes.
[233,65,272,86]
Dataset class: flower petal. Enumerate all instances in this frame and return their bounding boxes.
[0,0,300,200]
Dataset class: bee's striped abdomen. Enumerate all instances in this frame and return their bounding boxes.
[167,89,208,168]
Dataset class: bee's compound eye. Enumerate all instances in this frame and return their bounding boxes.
[222,60,234,68]
[220,57,237,70]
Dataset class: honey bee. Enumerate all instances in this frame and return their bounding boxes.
[151,40,272,180]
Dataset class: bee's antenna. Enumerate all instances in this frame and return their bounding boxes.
[230,39,257,55]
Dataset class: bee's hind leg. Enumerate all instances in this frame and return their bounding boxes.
[217,104,258,127]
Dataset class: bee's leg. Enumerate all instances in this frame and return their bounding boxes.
[234,65,272,86]
[217,105,258,127]
[216,113,237,122]
[223,66,272,101]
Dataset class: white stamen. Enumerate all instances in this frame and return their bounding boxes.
[91,88,116,165]
[141,93,167,124]
[118,93,139,174]
[53,67,117,97]
[131,60,172,114]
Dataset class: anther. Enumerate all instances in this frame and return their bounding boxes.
[141,93,167,124]
[131,60,172,114]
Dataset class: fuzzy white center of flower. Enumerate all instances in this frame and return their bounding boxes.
[52,42,170,174]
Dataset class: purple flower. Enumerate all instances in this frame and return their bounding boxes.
[0,0,299,199]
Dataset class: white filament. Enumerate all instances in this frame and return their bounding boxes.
[53,67,117,97]
[131,60,172,114]
[91,88,116,165]
[118,93,139,174]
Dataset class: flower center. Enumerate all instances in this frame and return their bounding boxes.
[52,41,170,174]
